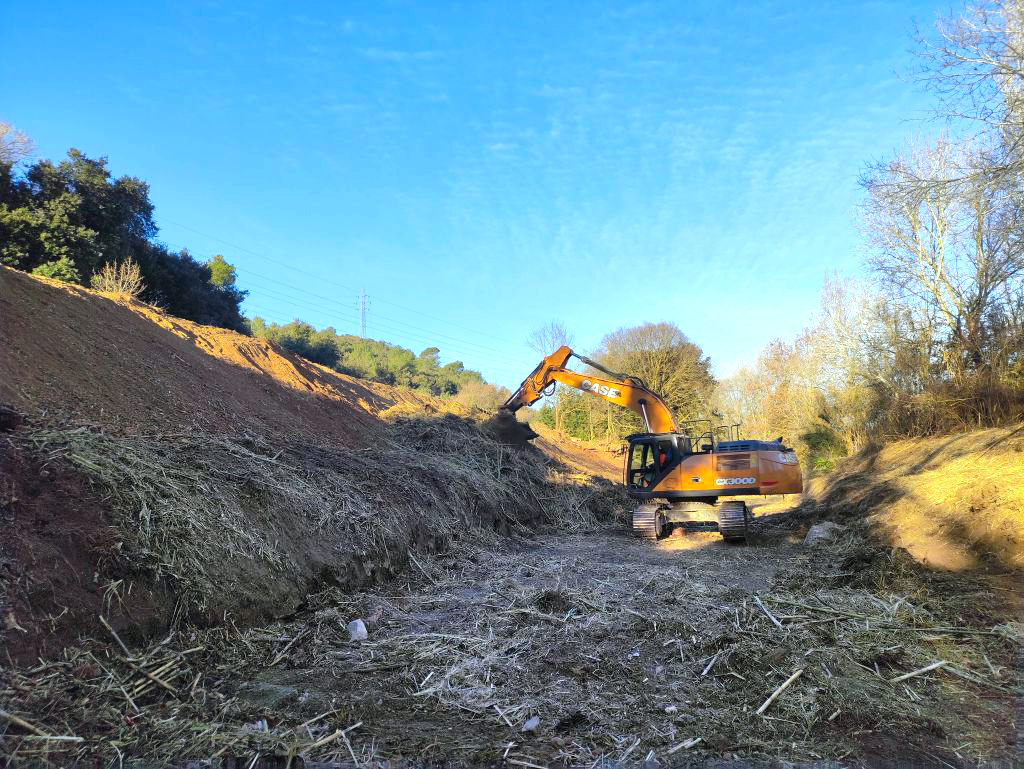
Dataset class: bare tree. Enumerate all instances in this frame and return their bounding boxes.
[914,1,1024,176]
[526,321,574,432]
[862,138,1024,385]
[0,121,34,165]
[90,258,146,298]
[526,321,574,356]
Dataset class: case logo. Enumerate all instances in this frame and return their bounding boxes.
[580,380,621,399]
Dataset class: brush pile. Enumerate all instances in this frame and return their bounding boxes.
[4,520,1019,766]
[5,414,622,633]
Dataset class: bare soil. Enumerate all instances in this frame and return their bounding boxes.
[0,267,432,445]
[0,433,175,661]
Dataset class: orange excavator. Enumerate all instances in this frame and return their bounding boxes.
[500,346,802,541]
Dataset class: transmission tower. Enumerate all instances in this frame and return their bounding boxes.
[358,289,368,337]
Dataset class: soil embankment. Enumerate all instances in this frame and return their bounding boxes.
[0,270,621,664]
[792,427,1024,571]
[0,267,432,445]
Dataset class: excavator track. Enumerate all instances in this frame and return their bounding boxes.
[718,501,751,543]
[630,503,666,539]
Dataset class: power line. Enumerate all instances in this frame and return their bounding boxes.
[162,240,537,364]
[240,290,531,374]
[240,273,534,365]
[159,219,525,346]
[237,279,533,369]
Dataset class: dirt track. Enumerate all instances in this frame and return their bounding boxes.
[232,527,805,763]
[209,520,1017,768]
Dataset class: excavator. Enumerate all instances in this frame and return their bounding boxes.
[499,346,802,542]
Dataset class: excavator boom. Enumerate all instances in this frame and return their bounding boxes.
[502,345,677,434]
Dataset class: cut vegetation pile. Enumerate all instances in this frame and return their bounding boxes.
[2,414,624,663]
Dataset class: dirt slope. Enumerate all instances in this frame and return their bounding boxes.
[0,267,433,445]
[797,426,1024,571]
[0,268,620,666]
[530,424,624,481]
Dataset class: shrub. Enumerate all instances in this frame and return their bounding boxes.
[31,256,81,283]
[91,258,145,298]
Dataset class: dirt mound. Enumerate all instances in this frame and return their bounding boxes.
[0,268,626,667]
[0,414,620,665]
[0,267,433,445]
[794,426,1024,571]
[529,423,625,482]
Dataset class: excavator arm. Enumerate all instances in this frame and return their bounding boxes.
[502,345,677,434]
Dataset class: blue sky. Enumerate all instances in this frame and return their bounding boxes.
[3,1,944,386]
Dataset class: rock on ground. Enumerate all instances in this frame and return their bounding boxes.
[803,521,842,547]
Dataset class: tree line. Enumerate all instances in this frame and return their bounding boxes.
[718,3,1023,470]
[0,134,248,331]
[248,317,506,401]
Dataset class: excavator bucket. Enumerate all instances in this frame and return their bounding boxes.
[484,408,539,446]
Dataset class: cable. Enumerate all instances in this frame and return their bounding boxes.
[158,219,525,346]
[240,273,535,365]
[241,292,530,374]
[162,239,537,365]
[241,281,531,369]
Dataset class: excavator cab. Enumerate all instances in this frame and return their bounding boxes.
[626,434,682,490]
[625,419,734,491]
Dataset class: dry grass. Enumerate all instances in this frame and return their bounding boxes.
[89,258,145,298]
[15,413,624,625]
[801,425,1024,570]
[3,526,1018,766]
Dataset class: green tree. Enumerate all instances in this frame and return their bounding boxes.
[0,148,248,331]
[247,317,492,395]
[207,254,238,288]
[593,321,715,438]
[31,256,81,283]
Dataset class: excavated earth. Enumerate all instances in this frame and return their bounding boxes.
[1,269,1022,767]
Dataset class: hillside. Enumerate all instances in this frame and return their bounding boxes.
[794,427,1024,571]
[0,267,434,446]
[0,269,622,662]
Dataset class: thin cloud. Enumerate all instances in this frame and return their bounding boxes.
[360,48,438,63]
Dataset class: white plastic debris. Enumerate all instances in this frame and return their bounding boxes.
[347,618,369,642]
[520,715,540,733]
